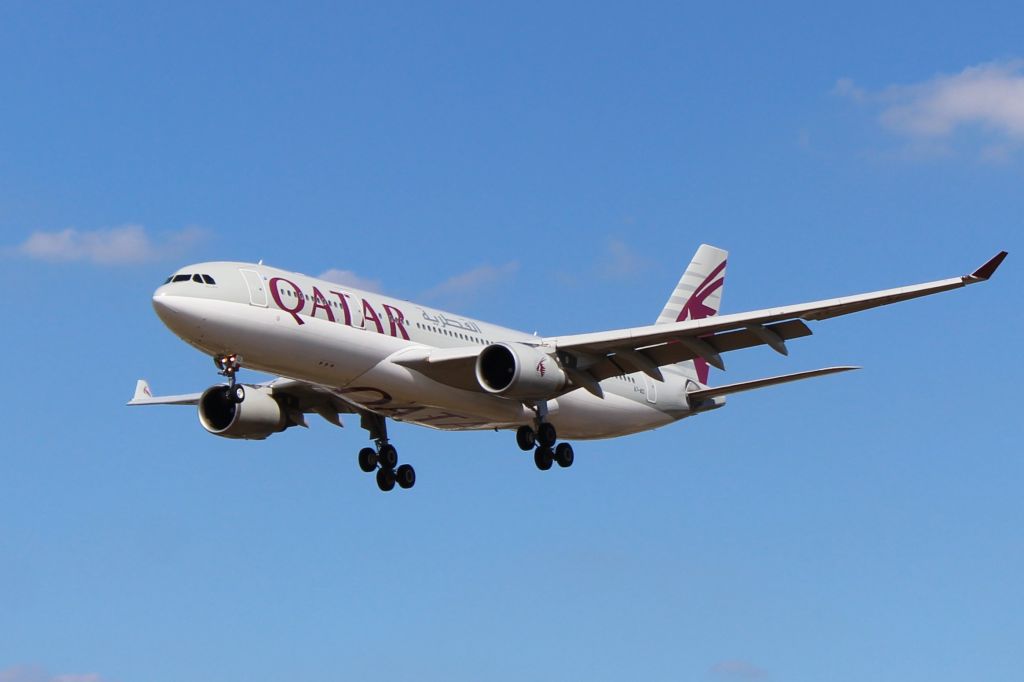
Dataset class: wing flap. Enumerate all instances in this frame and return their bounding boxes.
[580,319,812,382]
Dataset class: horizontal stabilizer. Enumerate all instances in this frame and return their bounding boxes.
[687,366,859,403]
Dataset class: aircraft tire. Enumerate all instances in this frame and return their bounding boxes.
[396,464,416,489]
[358,447,378,473]
[537,422,557,448]
[534,446,554,471]
[555,442,574,468]
[516,426,536,451]
[379,444,398,469]
[231,384,245,403]
[376,467,396,492]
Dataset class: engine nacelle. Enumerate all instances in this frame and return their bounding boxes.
[475,342,567,399]
[198,384,288,440]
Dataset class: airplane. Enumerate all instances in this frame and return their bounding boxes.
[129,245,1007,492]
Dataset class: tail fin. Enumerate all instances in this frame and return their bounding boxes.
[656,244,728,383]
[656,244,728,324]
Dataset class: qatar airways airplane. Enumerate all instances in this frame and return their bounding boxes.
[130,245,1006,492]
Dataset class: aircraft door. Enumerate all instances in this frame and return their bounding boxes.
[240,269,268,307]
[644,375,658,404]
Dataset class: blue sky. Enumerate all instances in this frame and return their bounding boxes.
[1,3,1021,681]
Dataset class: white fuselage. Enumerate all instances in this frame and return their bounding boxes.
[153,262,695,439]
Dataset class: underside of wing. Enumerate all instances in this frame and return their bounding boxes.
[127,377,357,428]
[126,379,202,405]
[264,378,360,427]
[389,345,483,391]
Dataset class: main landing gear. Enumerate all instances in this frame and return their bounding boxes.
[357,413,415,492]
[215,354,245,403]
[516,410,575,472]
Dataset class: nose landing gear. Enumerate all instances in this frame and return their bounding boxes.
[357,413,415,492]
[214,354,246,403]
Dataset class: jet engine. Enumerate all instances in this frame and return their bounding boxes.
[198,384,288,439]
[475,342,567,400]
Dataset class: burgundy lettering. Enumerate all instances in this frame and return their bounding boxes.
[362,299,384,334]
[382,304,410,340]
[310,286,335,322]
[269,277,305,325]
[328,291,354,326]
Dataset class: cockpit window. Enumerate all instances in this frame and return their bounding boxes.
[164,276,173,284]
[202,274,216,285]
[192,274,203,283]
[172,274,191,282]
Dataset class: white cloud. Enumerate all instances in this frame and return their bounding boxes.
[422,261,519,302]
[317,268,382,292]
[599,238,647,279]
[836,60,1024,156]
[710,660,767,679]
[14,224,205,265]
[0,667,104,682]
[833,77,866,103]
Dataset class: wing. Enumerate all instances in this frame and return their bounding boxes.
[127,379,201,405]
[548,251,1007,384]
[390,346,482,391]
[127,377,357,427]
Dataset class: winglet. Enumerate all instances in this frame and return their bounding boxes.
[970,251,1008,281]
[133,379,154,401]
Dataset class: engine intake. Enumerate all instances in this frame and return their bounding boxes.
[198,385,288,439]
[476,342,567,399]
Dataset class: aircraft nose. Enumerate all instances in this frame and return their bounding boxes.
[152,288,204,335]
[151,286,174,318]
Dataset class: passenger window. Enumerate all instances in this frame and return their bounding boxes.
[173,274,190,282]
[202,274,216,285]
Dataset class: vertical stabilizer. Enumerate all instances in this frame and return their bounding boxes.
[656,244,728,383]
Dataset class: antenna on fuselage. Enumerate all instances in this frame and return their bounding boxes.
[258,259,264,265]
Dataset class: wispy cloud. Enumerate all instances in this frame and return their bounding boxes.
[835,59,1024,158]
[12,224,205,265]
[0,666,104,682]
[317,268,382,292]
[598,238,647,279]
[422,261,519,303]
[833,77,867,103]
[710,660,767,679]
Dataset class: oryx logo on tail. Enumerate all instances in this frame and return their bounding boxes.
[655,244,729,384]
[677,260,726,322]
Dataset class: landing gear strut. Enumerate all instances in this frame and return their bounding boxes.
[520,401,575,472]
[215,354,245,403]
[357,413,415,492]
